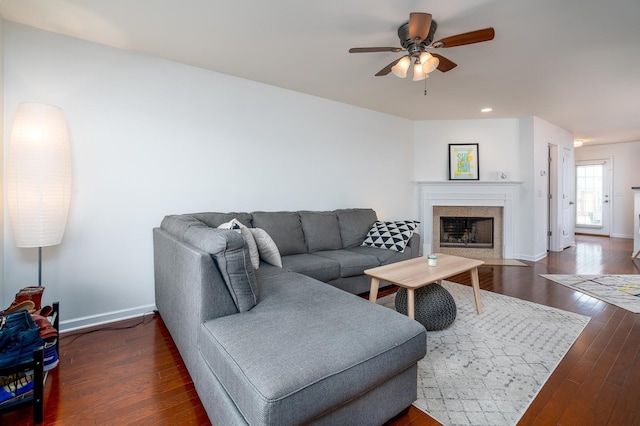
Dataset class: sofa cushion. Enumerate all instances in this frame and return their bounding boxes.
[253,263,289,281]
[249,228,282,267]
[198,272,426,425]
[348,245,413,265]
[280,254,340,282]
[252,211,307,256]
[362,220,420,253]
[191,212,253,228]
[335,208,378,248]
[314,249,379,278]
[299,211,342,253]
[183,227,258,312]
[327,275,375,295]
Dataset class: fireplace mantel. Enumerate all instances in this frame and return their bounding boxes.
[416,181,521,258]
[415,181,524,186]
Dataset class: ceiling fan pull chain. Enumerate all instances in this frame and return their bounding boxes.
[424,77,428,96]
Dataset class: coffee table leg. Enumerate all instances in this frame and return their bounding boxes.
[369,278,380,303]
[470,267,483,314]
[407,289,415,319]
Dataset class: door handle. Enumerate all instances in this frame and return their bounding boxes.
[569,201,575,205]
[604,200,609,203]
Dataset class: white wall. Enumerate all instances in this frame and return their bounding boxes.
[414,118,521,181]
[3,23,415,329]
[516,117,536,258]
[528,116,574,258]
[575,141,640,238]
[414,116,573,261]
[0,17,4,307]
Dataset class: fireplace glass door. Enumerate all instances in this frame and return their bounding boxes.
[440,217,494,248]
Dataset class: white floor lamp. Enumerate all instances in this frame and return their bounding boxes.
[7,102,72,286]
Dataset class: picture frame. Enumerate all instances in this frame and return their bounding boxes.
[448,143,479,180]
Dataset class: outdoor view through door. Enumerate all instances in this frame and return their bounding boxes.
[576,161,609,233]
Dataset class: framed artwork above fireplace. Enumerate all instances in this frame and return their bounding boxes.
[449,143,479,180]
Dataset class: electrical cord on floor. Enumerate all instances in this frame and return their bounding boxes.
[59,310,159,346]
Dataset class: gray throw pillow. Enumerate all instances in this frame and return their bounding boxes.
[183,227,258,312]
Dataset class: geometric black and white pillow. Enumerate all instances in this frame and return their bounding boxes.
[362,220,420,252]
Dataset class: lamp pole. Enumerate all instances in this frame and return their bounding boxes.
[38,247,42,287]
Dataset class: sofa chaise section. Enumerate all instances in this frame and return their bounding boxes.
[153,210,427,425]
[200,267,426,425]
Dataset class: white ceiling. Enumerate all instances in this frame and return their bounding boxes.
[1,0,639,145]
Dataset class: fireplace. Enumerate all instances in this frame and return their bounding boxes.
[417,181,519,259]
[433,206,502,258]
[440,217,494,248]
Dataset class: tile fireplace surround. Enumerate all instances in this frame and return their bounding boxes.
[416,181,521,259]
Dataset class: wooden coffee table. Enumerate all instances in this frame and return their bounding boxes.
[365,254,484,319]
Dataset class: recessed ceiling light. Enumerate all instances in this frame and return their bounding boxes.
[574,140,583,147]
[480,107,493,113]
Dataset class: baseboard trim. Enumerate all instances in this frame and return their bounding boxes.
[515,252,548,262]
[611,233,633,239]
[575,232,633,239]
[59,304,157,333]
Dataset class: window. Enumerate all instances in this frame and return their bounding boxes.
[575,163,603,227]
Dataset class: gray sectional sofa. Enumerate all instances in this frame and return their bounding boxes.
[153,209,427,425]
[165,208,420,295]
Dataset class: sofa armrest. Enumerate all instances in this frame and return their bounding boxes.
[153,228,237,375]
[406,233,421,258]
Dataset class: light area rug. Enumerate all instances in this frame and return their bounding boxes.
[377,281,590,426]
[540,274,640,313]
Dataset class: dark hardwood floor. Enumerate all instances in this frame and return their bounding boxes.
[3,235,639,425]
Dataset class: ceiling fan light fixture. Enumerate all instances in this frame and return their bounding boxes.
[425,56,440,73]
[418,52,439,74]
[391,57,411,78]
[412,63,427,81]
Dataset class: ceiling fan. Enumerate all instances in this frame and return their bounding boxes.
[349,12,495,80]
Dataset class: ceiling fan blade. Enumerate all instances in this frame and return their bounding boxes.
[349,47,403,53]
[375,58,402,76]
[433,27,495,48]
[431,54,457,72]
[409,12,432,41]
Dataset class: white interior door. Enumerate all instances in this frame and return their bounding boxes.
[575,158,612,236]
[548,145,559,251]
[561,148,575,248]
